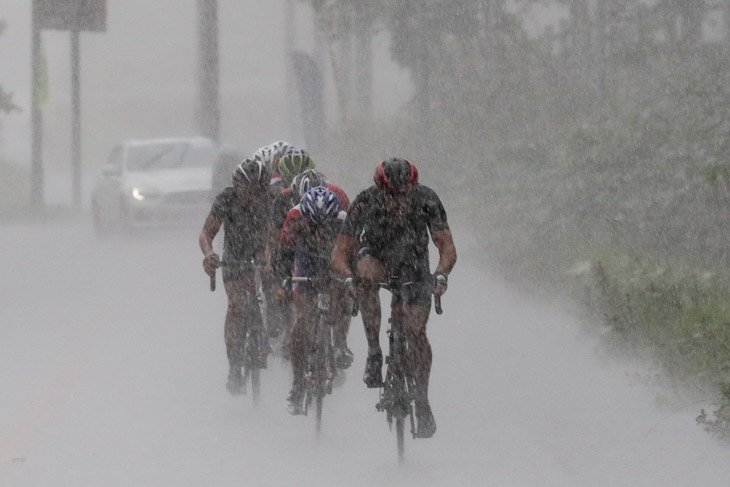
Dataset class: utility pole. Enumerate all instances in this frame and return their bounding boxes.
[71,27,81,208]
[31,5,43,208]
[197,0,220,142]
[285,0,297,139]
[31,0,106,209]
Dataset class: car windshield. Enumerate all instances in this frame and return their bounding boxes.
[126,141,215,172]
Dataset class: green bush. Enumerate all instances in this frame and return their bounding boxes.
[586,254,730,436]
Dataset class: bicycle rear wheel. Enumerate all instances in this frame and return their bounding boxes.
[315,389,324,435]
[250,367,261,407]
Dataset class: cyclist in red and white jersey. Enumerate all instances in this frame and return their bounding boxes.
[273,186,352,414]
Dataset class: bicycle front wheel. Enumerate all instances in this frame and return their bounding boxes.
[396,416,405,464]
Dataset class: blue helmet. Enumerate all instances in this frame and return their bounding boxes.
[300,186,339,225]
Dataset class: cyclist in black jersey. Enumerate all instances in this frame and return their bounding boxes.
[331,158,457,438]
[199,158,271,395]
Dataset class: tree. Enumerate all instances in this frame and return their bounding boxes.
[302,0,381,123]
[0,19,19,114]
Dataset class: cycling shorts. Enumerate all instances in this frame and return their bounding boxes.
[221,256,257,283]
[355,246,432,308]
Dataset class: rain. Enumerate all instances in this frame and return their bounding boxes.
[2,1,730,485]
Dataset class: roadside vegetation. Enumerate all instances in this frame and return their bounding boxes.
[308,1,730,439]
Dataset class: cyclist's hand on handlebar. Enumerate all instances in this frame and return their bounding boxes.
[343,276,357,299]
[433,273,448,297]
[276,287,288,301]
[203,252,220,278]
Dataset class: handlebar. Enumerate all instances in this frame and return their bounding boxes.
[281,276,359,317]
[209,257,264,292]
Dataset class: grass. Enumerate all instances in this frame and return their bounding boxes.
[582,253,730,436]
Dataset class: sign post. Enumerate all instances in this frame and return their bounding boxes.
[31,0,106,209]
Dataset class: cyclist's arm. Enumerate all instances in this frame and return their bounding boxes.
[272,209,299,283]
[271,240,294,284]
[331,234,359,278]
[432,228,456,277]
[199,213,222,257]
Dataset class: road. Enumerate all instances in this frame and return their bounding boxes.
[1,218,729,486]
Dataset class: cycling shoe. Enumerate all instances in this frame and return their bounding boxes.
[363,351,383,388]
[226,370,244,396]
[414,403,437,438]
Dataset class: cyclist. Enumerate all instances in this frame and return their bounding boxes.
[330,158,457,438]
[268,169,352,340]
[272,186,350,415]
[273,148,316,191]
[262,150,319,338]
[199,158,271,395]
[253,140,292,172]
[253,140,293,196]
[271,169,351,234]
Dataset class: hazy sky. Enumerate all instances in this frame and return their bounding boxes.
[0,0,412,173]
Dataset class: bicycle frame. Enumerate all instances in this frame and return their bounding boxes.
[210,258,267,406]
[288,276,338,434]
[374,273,442,463]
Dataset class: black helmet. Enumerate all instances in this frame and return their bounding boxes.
[232,158,270,188]
[289,169,325,200]
[374,158,418,193]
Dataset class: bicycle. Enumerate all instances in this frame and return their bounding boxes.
[284,275,356,435]
[373,273,442,464]
[210,257,268,407]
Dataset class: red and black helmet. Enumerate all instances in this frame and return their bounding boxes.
[374,158,418,193]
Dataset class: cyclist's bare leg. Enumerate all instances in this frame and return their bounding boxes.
[328,283,348,347]
[291,293,316,390]
[403,304,432,403]
[328,283,353,367]
[404,304,436,436]
[355,255,386,353]
[223,279,255,370]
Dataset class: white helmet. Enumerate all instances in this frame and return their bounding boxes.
[253,140,292,169]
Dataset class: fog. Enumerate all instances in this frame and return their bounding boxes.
[2,1,730,486]
[2,222,728,486]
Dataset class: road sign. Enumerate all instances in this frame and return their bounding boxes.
[33,0,106,32]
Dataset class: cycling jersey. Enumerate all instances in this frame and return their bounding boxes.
[210,186,270,264]
[341,184,449,270]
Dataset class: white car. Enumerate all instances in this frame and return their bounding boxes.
[91,137,217,233]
